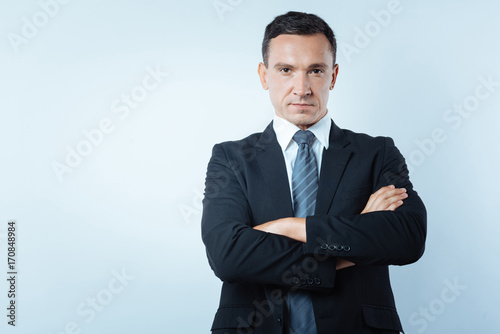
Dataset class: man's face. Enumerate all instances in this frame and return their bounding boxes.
[258,33,339,130]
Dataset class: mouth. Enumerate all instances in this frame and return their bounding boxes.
[290,103,314,110]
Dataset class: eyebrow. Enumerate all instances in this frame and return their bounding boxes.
[273,62,329,70]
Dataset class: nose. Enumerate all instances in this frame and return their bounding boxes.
[292,72,311,96]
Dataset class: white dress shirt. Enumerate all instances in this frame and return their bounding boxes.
[273,113,332,201]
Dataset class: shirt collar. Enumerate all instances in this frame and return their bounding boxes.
[273,112,332,151]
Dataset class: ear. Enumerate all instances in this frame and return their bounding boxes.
[258,62,269,90]
[329,64,339,90]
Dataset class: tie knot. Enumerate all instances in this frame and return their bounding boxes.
[293,130,315,146]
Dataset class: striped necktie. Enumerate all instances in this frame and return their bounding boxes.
[287,130,318,334]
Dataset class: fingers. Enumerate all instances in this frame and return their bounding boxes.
[385,188,406,211]
[373,184,395,195]
[381,187,407,209]
[361,185,407,214]
[386,200,404,211]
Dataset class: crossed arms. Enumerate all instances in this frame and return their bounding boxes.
[201,137,426,289]
[254,185,409,270]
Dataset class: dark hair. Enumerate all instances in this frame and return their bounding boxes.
[262,11,337,67]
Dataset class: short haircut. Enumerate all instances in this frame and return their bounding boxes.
[262,11,337,67]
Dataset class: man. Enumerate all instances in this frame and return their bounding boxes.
[201,11,426,334]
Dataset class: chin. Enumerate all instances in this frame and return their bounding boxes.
[293,112,319,122]
[287,116,316,128]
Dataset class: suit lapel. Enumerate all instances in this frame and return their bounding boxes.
[255,120,352,217]
[255,122,294,218]
[315,120,352,214]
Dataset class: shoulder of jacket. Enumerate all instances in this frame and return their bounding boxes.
[214,131,263,150]
[341,128,391,147]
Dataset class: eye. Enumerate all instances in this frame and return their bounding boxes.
[280,68,290,73]
[311,69,323,74]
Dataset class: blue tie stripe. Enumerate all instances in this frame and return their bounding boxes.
[287,130,318,334]
[293,163,316,190]
[293,174,317,203]
[294,187,317,217]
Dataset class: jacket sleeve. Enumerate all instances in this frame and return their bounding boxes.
[201,144,337,290]
[304,137,427,266]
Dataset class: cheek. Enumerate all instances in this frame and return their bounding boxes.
[269,83,290,102]
[268,88,287,109]
[314,83,331,103]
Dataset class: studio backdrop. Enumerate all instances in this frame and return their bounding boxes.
[1,0,499,333]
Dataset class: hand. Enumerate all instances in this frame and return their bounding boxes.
[253,217,306,242]
[360,185,407,214]
[339,185,407,271]
[336,258,355,270]
[255,219,356,270]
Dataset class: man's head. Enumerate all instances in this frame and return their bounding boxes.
[261,11,337,68]
[258,11,339,130]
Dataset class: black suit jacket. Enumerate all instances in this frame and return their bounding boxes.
[201,120,426,334]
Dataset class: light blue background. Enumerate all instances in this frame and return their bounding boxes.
[1,0,499,333]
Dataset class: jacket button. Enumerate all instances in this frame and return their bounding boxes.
[343,245,351,252]
[300,278,306,285]
[277,317,282,326]
[328,245,336,251]
[314,278,321,285]
[321,243,328,250]
[292,277,300,284]
[307,278,313,285]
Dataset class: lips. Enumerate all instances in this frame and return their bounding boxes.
[291,103,314,109]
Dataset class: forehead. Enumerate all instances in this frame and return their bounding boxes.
[267,33,333,67]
